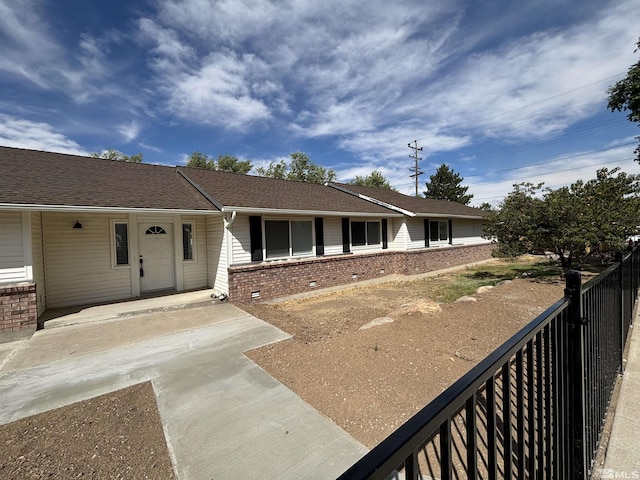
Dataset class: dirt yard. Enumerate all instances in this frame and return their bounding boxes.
[243,259,567,448]
[0,382,175,479]
[0,258,569,476]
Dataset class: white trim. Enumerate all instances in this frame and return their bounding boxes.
[428,219,450,245]
[128,213,140,297]
[349,219,383,251]
[110,220,132,269]
[355,194,416,217]
[21,211,33,281]
[173,214,184,291]
[222,205,402,218]
[415,213,485,220]
[181,221,196,262]
[224,214,234,267]
[263,217,315,260]
[0,203,219,215]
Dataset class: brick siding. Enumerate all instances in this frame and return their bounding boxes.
[228,243,495,302]
[0,283,38,334]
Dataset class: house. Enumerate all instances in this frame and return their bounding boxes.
[0,146,493,336]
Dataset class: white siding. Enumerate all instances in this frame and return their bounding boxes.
[323,217,344,256]
[406,217,426,250]
[206,216,228,294]
[31,212,47,316]
[181,215,208,290]
[452,219,488,245]
[230,215,252,265]
[43,212,132,308]
[0,211,26,284]
[390,218,407,250]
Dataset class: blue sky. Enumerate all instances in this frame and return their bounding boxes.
[1,0,639,205]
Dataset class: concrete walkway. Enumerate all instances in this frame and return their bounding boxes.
[0,295,367,479]
[603,317,640,476]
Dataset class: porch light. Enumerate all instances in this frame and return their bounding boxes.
[73,220,83,229]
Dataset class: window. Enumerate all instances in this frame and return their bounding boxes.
[351,221,366,246]
[114,223,129,266]
[265,219,313,259]
[351,221,381,247]
[182,223,194,260]
[291,220,312,255]
[367,221,380,245]
[145,225,166,235]
[430,220,448,242]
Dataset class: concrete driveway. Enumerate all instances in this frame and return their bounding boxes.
[0,295,367,479]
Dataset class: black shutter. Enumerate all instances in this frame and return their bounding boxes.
[342,218,350,253]
[424,218,430,247]
[315,217,324,256]
[249,216,263,262]
[381,219,388,249]
[448,219,453,245]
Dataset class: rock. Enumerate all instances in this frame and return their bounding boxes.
[455,295,477,303]
[359,317,394,330]
[389,299,442,317]
[476,285,494,295]
[497,280,512,286]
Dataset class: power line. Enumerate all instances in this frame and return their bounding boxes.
[470,157,636,201]
[410,72,626,150]
[407,140,423,196]
[464,142,637,178]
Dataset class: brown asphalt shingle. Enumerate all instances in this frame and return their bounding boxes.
[178,167,398,215]
[0,146,486,218]
[330,183,488,218]
[0,147,216,211]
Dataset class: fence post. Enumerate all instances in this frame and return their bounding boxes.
[565,270,588,480]
[619,254,626,367]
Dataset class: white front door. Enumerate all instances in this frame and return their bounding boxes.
[139,223,175,293]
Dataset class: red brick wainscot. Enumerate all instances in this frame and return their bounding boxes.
[1,283,37,334]
[228,243,495,303]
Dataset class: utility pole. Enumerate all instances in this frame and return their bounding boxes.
[408,140,423,196]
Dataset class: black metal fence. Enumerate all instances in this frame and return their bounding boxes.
[338,248,640,480]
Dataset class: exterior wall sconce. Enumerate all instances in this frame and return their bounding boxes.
[73,220,83,229]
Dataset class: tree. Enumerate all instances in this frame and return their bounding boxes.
[186,152,252,173]
[484,168,640,271]
[607,37,640,162]
[424,163,473,204]
[477,202,495,212]
[91,148,143,163]
[255,152,337,184]
[349,170,394,189]
[483,182,545,259]
[216,154,252,174]
[186,151,215,169]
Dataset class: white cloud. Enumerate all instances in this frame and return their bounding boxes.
[117,121,141,143]
[136,0,639,164]
[0,114,88,155]
[0,1,137,106]
[416,2,640,141]
[0,0,67,88]
[139,0,460,131]
[468,143,640,206]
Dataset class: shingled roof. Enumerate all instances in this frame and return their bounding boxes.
[0,147,216,211]
[178,167,399,216]
[329,183,488,218]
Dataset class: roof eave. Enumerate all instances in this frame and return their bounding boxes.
[0,203,220,215]
[414,213,486,220]
[221,206,402,217]
[326,183,416,217]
